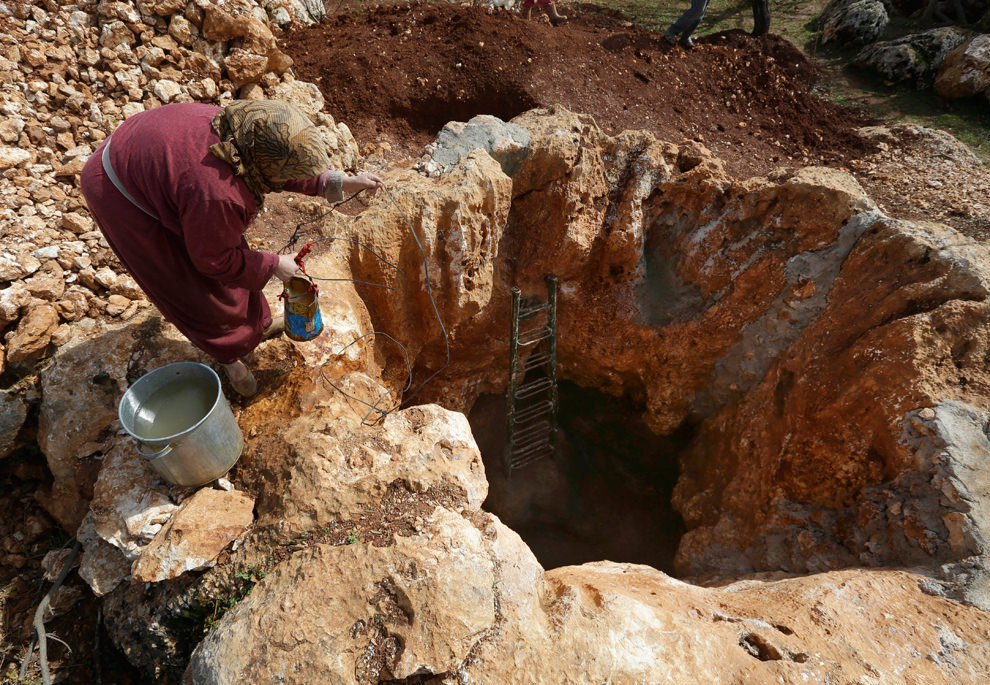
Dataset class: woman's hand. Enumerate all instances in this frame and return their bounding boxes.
[274,254,298,282]
[342,172,384,197]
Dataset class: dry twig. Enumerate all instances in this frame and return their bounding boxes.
[19,539,82,685]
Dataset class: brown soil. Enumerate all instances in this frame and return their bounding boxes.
[282,2,877,180]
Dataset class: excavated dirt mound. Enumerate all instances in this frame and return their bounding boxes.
[282,2,876,179]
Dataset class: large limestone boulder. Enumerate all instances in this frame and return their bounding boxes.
[854,27,975,87]
[267,400,487,531]
[311,146,515,411]
[76,443,178,597]
[935,34,990,100]
[188,511,990,683]
[187,508,498,683]
[819,0,889,47]
[131,488,254,582]
[417,115,532,177]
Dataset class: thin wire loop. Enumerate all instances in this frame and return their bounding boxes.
[382,185,451,409]
[278,183,451,423]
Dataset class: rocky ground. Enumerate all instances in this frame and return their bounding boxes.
[1,0,990,682]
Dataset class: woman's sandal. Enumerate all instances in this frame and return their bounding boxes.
[224,363,258,398]
[544,4,567,25]
[262,316,285,341]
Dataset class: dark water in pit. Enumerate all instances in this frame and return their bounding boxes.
[468,381,688,573]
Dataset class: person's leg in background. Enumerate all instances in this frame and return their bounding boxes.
[538,0,567,24]
[751,0,770,36]
[665,0,710,48]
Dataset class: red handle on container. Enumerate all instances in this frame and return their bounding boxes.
[294,242,313,274]
[278,242,318,298]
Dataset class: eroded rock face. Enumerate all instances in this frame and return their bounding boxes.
[935,34,990,100]
[820,0,889,47]
[293,106,990,594]
[854,27,974,87]
[672,219,990,591]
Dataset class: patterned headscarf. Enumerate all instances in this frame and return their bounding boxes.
[209,100,330,204]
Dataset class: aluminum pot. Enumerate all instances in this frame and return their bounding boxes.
[118,361,243,487]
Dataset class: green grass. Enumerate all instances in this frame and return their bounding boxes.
[817,70,990,160]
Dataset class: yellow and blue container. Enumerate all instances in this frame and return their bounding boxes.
[282,276,323,341]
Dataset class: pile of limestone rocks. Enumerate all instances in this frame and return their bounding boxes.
[817,0,990,99]
[0,0,357,379]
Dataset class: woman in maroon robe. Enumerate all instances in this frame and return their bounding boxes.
[80,100,381,396]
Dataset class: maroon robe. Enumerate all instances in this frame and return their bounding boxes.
[80,103,323,363]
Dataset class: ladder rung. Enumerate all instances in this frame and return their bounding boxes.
[511,434,550,457]
[514,377,553,399]
[512,416,551,435]
[519,301,549,318]
[517,325,551,346]
[518,352,550,373]
[511,443,553,469]
[511,420,551,443]
[512,400,553,423]
[508,279,557,474]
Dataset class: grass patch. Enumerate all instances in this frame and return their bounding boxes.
[816,72,990,161]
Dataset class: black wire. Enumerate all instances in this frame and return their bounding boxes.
[276,191,364,255]
[305,236,406,277]
[276,183,451,422]
[383,185,450,408]
[277,191,406,289]
[319,331,413,425]
[307,276,395,290]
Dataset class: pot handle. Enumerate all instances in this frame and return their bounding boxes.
[136,441,173,460]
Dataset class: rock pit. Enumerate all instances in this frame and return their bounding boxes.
[3,1,990,683]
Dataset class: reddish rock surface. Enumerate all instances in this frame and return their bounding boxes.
[4,1,990,682]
